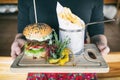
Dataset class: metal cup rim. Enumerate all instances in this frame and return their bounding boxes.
[59,27,85,32]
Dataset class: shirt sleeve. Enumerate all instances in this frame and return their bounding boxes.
[87,0,104,37]
[18,0,30,33]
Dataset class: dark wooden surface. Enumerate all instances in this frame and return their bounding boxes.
[0,14,17,56]
[105,22,120,52]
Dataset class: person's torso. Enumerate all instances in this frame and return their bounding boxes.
[26,0,96,30]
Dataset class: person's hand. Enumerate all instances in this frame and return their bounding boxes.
[11,34,26,59]
[91,35,110,56]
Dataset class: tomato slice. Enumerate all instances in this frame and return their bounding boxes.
[29,46,43,49]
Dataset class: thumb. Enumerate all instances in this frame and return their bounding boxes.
[17,39,26,48]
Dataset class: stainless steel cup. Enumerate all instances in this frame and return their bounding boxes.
[59,27,85,54]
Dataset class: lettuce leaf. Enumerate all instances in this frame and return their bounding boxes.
[25,48,45,54]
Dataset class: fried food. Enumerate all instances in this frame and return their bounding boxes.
[58,7,84,27]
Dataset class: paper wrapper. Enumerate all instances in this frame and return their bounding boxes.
[56,2,85,54]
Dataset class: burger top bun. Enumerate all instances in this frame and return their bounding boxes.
[23,23,52,41]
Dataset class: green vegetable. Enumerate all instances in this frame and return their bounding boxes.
[53,29,60,46]
[51,30,70,58]
[25,48,45,54]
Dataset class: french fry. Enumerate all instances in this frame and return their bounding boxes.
[58,7,84,27]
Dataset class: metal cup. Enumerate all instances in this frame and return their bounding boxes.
[59,27,85,54]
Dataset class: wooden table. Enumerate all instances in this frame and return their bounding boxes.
[0,52,120,80]
[104,0,118,4]
[98,52,120,80]
[0,57,27,80]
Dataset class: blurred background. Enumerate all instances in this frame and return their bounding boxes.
[0,0,120,80]
[0,0,120,56]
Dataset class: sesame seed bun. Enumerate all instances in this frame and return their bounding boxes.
[23,23,52,41]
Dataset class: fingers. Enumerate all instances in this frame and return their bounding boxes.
[97,44,110,56]
[14,46,21,55]
[101,46,110,56]
[17,39,26,48]
[97,44,107,51]
[11,49,17,59]
[91,35,110,56]
[11,39,25,59]
[11,33,26,59]
[11,41,19,59]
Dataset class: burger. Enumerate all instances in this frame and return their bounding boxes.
[23,23,53,58]
[23,23,71,65]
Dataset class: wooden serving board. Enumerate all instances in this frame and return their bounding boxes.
[10,44,109,73]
